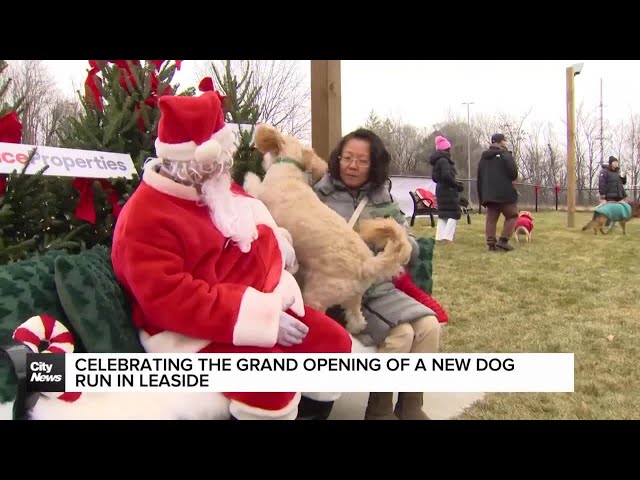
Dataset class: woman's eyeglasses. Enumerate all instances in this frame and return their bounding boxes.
[339,156,370,168]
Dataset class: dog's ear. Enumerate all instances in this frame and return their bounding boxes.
[254,124,283,155]
[302,146,328,184]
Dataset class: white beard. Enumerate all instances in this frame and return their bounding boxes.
[200,173,258,253]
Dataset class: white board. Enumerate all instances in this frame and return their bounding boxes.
[0,142,137,179]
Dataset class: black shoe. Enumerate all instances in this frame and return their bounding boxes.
[496,238,514,251]
[296,396,334,420]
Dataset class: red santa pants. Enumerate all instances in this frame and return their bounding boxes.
[200,306,352,417]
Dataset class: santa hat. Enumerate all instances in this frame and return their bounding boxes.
[435,135,451,151]
[154,88,238,164]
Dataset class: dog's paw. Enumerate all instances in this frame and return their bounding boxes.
[346,318,367,335]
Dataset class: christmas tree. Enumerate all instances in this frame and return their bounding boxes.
[210,61,264,185]
[0,60,190,265]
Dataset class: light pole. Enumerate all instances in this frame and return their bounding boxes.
[566,62,583,228]
[462,102,474,182]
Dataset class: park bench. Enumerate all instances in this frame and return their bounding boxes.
[409,190,473,227]
[409,190,437,227]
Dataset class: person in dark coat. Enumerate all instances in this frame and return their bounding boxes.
[477,133,519,252]
[599,156,627,203]
[429,135,463,242]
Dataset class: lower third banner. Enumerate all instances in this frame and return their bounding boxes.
[24,353,575,394]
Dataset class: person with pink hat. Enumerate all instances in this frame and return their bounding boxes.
[429,135,464,242]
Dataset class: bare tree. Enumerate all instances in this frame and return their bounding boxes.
[575,103,600,195]
[611,113,640,200]
[5,60,79,146]
[41,97,82,147]
[199,60,311,142]
[625,114,640,195]
[520,121,545,184]
[544,130,564,188]
[494,107,533,169]
[364,113,426,174]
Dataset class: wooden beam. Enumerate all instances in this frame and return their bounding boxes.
[566,66,577,228]
[310,61,342,161]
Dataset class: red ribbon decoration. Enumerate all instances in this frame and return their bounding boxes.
[84,65,103,111]
[535,184,540,193]
[0,110,23,197]
[72,178,123,224]
[555,184,560,194]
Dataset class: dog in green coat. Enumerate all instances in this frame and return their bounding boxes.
[581,200,640,235]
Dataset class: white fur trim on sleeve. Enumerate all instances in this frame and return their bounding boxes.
[233,287,281,347]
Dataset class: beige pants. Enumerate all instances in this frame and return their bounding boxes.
[380,315,441,354]
[365,316,441,420]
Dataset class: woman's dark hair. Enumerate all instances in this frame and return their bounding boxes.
[328,128,390,188]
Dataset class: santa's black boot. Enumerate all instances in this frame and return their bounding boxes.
[296,396,334,420]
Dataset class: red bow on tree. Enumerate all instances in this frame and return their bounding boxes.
[0,110,23,197]
[72,178,123,224]
[83,60,181,114]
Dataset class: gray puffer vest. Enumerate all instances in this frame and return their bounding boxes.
[312,174,436,347]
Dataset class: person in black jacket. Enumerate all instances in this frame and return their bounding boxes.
[429,135,463,242]
[599,156,627,203]
[477,133,519,252]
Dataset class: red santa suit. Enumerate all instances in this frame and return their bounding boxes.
[110,90,352,420]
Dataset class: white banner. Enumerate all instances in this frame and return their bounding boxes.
[62,353,575,393]
[0,142,137,179]
[0,123,256,181]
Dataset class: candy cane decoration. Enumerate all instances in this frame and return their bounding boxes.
[12,314,82,403]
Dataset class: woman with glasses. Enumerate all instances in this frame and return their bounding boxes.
[312,128,441,420]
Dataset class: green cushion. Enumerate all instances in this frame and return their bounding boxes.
[407,237,435,295]
[0,250,85,404]
[54,245,145,354]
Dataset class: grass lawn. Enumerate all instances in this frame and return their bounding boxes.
[411,209,640,420]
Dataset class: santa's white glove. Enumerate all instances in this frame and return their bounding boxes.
[277,311,309,347]
[273,270,305,317]
[274,227,299,274]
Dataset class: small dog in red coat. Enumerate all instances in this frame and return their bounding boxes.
[514,211,534,243]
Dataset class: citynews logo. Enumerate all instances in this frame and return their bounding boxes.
[26,353,66,393]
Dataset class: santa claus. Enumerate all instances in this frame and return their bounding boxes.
[26,83,353,421]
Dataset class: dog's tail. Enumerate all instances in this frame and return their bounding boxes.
[243,171,264,197]
[357,218,413,284]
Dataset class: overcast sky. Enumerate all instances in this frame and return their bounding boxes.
[40,59,640,141]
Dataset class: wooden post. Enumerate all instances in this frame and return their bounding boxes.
[310,61,342,161]
[566,66,577,228]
